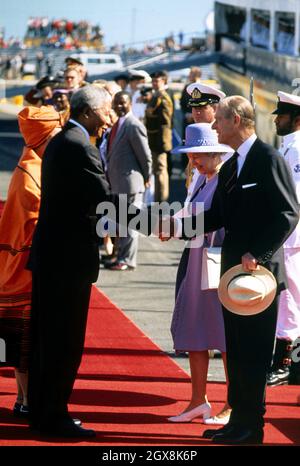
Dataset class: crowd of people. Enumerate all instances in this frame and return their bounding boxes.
[0,62,299,443]
[24,17,104,49]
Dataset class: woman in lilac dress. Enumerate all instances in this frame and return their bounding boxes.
[168,123,233,425]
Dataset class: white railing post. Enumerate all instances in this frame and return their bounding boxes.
[269,9,275,52]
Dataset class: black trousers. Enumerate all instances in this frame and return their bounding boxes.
[222,297,278,429]
[28,269,92,428]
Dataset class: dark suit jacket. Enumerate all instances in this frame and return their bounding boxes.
[180,84,191,115]
[183,137,299,292]
[29,122,112,283]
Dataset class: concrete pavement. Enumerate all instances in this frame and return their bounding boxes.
[97,235,226,382]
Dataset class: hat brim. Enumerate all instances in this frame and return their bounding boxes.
[271,108,299,115]
[53,89,70,95]
[271,102,300,115]
[218,265,277,316]
[189,100,219,107]
[65,58,83,66]
[172,144,234,154]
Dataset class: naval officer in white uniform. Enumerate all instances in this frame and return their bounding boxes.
[269,90,300,386]
[180,83,226,207]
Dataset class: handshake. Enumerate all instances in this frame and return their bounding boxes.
[153,215,177,241]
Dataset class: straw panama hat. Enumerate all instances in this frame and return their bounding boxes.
[218,265,277,316]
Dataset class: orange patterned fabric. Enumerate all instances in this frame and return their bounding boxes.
[18,105,61,148]
[0,106,61,311]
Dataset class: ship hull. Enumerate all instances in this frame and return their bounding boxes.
[215,63,279,145]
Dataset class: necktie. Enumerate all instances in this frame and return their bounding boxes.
[225,151,239,194]
[108,120,119,152]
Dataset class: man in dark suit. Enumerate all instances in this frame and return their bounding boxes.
[27,86,114,438]
[159,96,299,444]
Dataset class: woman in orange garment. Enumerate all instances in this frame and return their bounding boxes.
[0,106,62,416]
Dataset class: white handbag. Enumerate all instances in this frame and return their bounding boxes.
[201,232,222,290]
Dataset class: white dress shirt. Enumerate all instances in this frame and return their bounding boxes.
[236,133,257,176]
[69,118,90,142]
[117,111,132,132]
[132,90,147,121]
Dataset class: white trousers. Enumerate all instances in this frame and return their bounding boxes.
[277,247,300,341]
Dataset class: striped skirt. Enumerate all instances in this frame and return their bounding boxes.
[0,304,31,372]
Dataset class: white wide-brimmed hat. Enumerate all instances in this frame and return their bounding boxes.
[272,90,300,115]
[172,123,234,154]
[128,69,151,82]
[218,265,277,316]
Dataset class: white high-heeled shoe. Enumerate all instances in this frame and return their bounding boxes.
[203,413,231,425]
[168,402,211,423]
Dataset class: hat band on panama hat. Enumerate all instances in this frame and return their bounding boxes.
[227,273,266,306]
[218,264,277,316]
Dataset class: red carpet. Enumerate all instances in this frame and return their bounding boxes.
[0,200,4,217]
[0,286,300,445]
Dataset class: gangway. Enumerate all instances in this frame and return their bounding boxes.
[92,50,220,80]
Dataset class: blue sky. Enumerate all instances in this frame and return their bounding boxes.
[1,0,214,46]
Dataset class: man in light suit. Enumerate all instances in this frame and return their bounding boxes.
[106,91,152,270]
[159,96,299,444]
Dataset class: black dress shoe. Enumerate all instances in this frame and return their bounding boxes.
[202,423,234,439]
[212,426,264,445]
[73,418,82,426]
[13,402,23,416]
[39,421,96,438]
[13,403,29,418]
[30,417,82,429]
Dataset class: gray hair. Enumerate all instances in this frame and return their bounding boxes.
[219,95,255,129]
[70,85,111,118]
